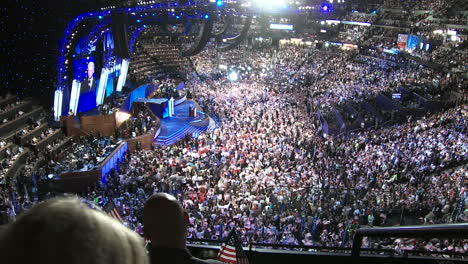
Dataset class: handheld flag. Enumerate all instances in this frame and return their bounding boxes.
[217,229,249,264]
[105,200,124,223]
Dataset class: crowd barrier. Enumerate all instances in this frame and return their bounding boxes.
[186,223,468,263]
[100,141,128,183]
[352,223,468,257]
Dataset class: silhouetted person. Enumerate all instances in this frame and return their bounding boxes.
[143,193,222,264]
[0,197,148,264]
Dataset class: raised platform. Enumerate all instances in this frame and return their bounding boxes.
[154,101,215,146]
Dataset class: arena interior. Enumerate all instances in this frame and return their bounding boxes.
[0,0,467,263]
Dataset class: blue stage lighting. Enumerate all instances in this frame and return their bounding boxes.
[204,14,209,19]
[176,15,180,19]
[98,15,103,19]
[216,0,224,6]
[321,3,333,13]
[137,19,141,23]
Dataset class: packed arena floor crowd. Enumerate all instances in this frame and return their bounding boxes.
[89,81,466,248]
[1,0,468,259]
[1,42,467,255]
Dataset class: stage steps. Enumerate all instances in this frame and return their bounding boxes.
[154,114,214,146]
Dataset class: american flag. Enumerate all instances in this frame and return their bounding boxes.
[105,200,124,223]
[217,229,249,264]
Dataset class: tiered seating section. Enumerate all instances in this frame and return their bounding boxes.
[129,37,190,83]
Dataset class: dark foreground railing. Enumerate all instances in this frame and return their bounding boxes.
[351,223,468,257]
[186,223,468,262]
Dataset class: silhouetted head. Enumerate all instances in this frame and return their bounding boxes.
[143,193,189,249]
[0,197,148,264]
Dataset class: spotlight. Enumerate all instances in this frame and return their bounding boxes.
[216,0,224,6]
[228,72,238,82]
[204,14,209,19]
[321,3,333,12]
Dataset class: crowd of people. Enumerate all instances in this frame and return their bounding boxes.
[0,0,467,259]
[53,77,466,252]
[0,145,26,185]
[41,136,119,179]
[117,106,160,140]
[3,40,466,259]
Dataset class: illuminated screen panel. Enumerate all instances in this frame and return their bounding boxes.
[75,59,98,113]
[270,24,294,31]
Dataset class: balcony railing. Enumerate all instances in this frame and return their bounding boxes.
[351,223,468,257]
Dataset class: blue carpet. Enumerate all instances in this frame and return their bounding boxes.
[158,101,205,137]
[155,100,211,145]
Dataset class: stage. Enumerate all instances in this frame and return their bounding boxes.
[154,100,215,146]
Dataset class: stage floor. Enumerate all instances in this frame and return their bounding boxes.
[155,100,212,145]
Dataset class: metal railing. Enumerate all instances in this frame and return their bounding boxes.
[186,224,468,260]
[351,223,468,257]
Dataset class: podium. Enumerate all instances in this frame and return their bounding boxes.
[189,106,197,117]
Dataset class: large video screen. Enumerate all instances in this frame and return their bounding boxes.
[69,32,120,114]
[75,58,99,113]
